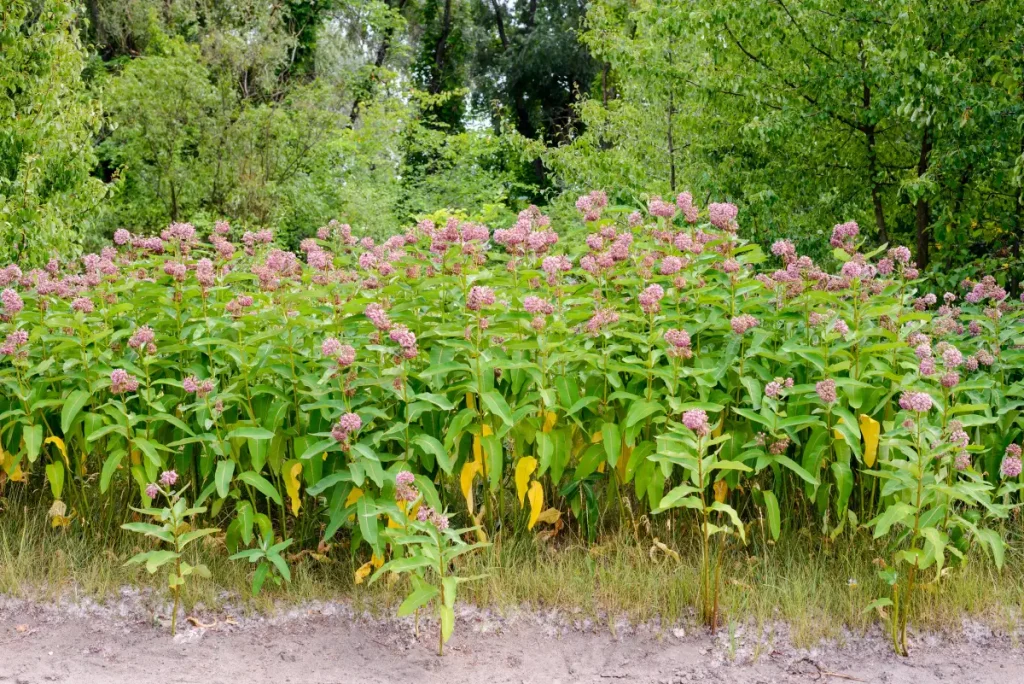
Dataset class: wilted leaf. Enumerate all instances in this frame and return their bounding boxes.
[859,414,880,468]
[515,457,537,506]
[460,461,480,513]
[354,561,372,585]
[527,480,544,530]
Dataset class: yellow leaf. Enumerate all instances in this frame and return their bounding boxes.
[51,515,71,529]
[9,464,25,482]
[285,461,303,516]
[597,461,606,473]
[371,552,384,569]
[542,411,557,433]
[859,414,881,468]
[44,436,68,464]
[591,430,603,443]
[345,487,363,507]
[535,507,561,525]
[461,461,480,513]
[466,392,476,410]
[130,449,141,466]
[527,480,544,530]
[713,479,729,503]
[354,561,372,585]
[0,447,6,469]
[515,457,538,507]
[481,424,493,437]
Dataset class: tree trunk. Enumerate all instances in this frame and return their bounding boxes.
[914,127,932,270]
[429,0,455,95]
[865,124,888,244]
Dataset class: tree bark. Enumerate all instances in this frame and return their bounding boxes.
[914,127,932,270]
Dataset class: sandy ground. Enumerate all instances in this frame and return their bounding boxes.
[1,592,1023,684]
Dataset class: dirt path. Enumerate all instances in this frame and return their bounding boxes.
[1,594,1023,684]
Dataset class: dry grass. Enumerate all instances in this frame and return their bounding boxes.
[2,508,1022,645]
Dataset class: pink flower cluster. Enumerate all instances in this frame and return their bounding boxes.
[586,308,619,334]
[682,409,710,437]
[830,221,860,252]
[225,294,254,317]
[128,326,156,354]
[494,206,559,256]
[365,303,392,331]
[708,203,738,231]
[467,286,496,311]
[964,275,1007,304]
[638,284,664,314]
[676,192,699,223]
[664,329,692,358]
[648,196,676,219]
[183,375,215,398]
[0,330,28,357]
[580,226,634,274]
[2,288,24,319]
[1002,445,1023,478]
[331,412,362,444]
[110,369,139,395]
[764,377,794,398]
[396,470,419,503]
[241,229,274,253]
[416,505,450,530]
[322,338,356,367]
[730,314,759,335]
[575,191,609,222]
[389,325,419,359]
[898,391,933,413]
[815,379,837,404]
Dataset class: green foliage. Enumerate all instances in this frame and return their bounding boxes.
[2,196,1021,654]
[0,0,105,265]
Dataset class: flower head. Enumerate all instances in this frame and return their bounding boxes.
[816,379,837,404]
[110,369,139,394]
[682,409,710,437]
[898,391,933,413]
[638,284,665,314]
[159,470,178,486]
[145,483,159,499]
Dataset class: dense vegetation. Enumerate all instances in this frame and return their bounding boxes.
[4,0,1024,285]
[0,197,1022,652]
[3,0,1024,657]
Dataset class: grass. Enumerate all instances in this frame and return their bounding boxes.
[2,506,1022,646]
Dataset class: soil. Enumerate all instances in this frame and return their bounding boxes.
[1,591,1023,684]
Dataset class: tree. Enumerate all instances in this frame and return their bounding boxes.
[0,0,105,265]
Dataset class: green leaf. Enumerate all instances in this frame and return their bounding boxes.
[100,450,125,493]
[763,490,781,541]
[481,391,514,427]
[357,494,378,547]
[24,424,42,463]
[226,426,275,440]
[412,434,452,474]
[44,461,64,500]
[872,502,915,539]
[132,437,162,468]
[625,400,664,428]
[215,460,235,499]
[397,585,439,617]
[601,423,621,467]
[306,471,351,496]
[60,390,90,434]
[237,471,283,506]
